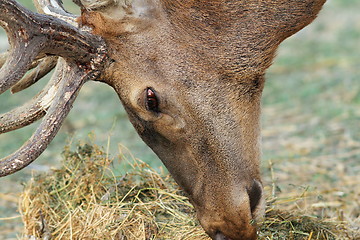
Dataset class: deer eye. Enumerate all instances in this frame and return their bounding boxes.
[145,88,159,113]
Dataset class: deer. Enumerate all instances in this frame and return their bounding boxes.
[0,0,326,239]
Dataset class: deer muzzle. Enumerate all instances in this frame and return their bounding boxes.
[193,179,264,240]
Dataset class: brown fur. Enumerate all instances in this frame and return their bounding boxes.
[79,0,326,239]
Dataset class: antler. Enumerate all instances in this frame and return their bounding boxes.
[0,0,108,176]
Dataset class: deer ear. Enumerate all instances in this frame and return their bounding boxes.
[77,0,157,38]
[265,0,326,42]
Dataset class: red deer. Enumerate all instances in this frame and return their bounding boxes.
[0,0,326,239]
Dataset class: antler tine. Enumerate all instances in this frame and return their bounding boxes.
[0,0,46,94]
[0,0,105,94]
[0,54,57,93]
[0,0,74,93]
[11,56,58,93]
[8,0,81,93]
[0,53,51,79]
[0,40,43,95]
[0,52,8,69]
[0,61,86,177]
[0,0,108,176]
[0,59,64,134]
[33,0,78,26]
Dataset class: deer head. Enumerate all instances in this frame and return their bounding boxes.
[0,0,325,239]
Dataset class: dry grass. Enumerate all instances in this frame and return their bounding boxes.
[20,143,208,240]
[19,142,358,240]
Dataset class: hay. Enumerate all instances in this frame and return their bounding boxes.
[259,209,348,240]
[19,142,357,240]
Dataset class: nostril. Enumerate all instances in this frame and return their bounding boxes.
[247,179,263,215]
[215,231,232,240]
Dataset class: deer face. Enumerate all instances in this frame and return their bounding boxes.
[108,37,265,239]
[89,6,265,237]
[86,1,324,238]
[0,0,325,239]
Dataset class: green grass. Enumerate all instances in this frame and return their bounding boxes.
[1,0,360,239]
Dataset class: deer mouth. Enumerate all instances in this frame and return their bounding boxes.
[215,232,232,240]
[215,230,257,240]
[215,232,231,240]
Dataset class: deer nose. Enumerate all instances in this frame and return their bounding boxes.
[197,202,259,240]
[197,180,264,240]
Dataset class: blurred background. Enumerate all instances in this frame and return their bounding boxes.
[1,0,359,239]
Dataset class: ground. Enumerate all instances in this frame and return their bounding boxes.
[0,0,359,239]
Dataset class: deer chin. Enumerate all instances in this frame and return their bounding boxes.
[199,214,257,240]
[215,232,232,240]
[189,179,264,240]
[195,205,260,240]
